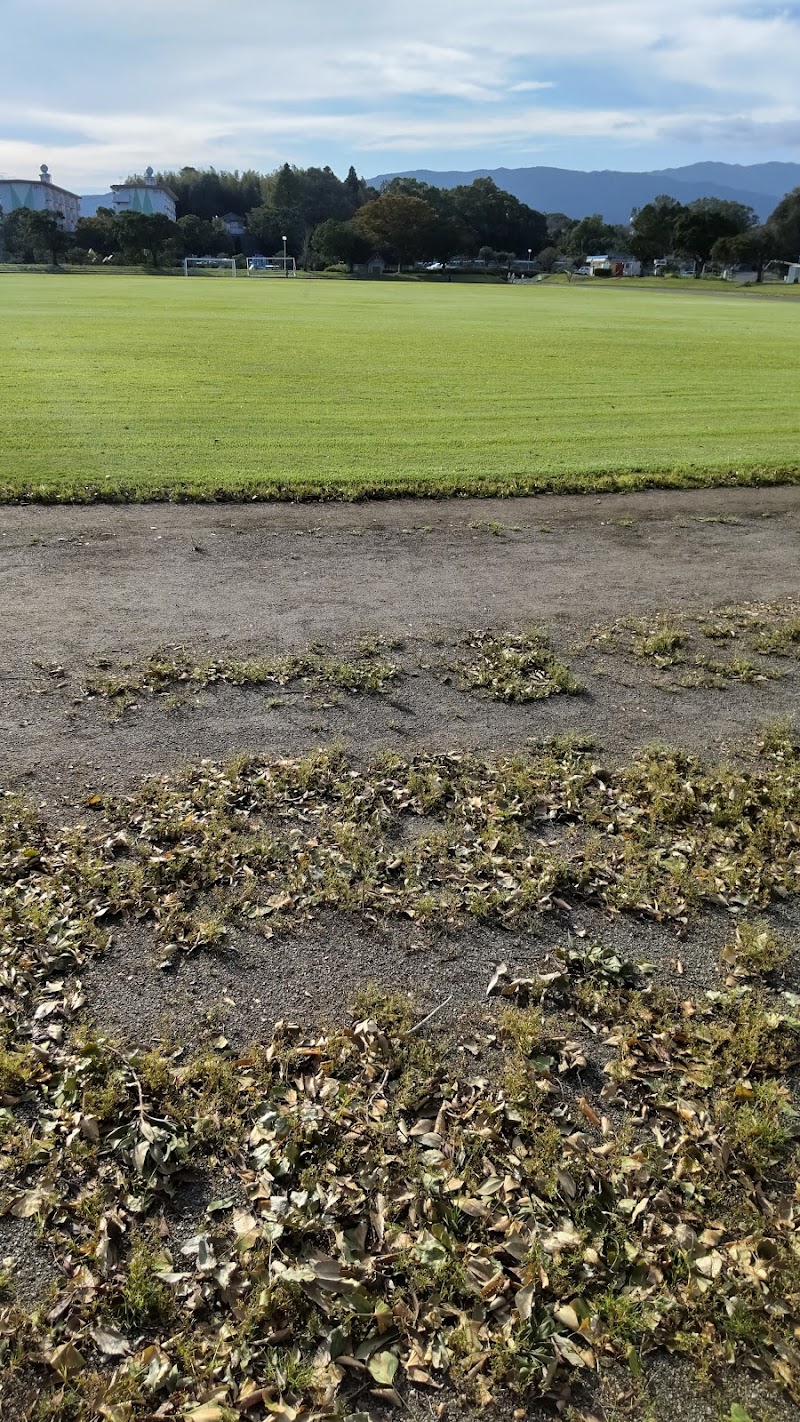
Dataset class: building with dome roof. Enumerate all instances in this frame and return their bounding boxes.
[0,164,80,231]
[111,167,177,222]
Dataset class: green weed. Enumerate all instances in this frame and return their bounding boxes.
[460,628,580,701]
[84,643,399,703]
[113,1234,175,1329]
[717,1079,798,1173]
[721,919,792,977]
[751,617,800,656]
[632,621,687,665]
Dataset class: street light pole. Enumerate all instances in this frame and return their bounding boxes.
[282,235,287,277]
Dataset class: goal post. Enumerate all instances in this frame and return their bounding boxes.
[246,255,297,276]
[183,256,237,277]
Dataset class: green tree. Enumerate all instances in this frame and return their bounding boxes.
[209,216,234,254]
[0,207,38,261]
[764,187,800,261]
[354,193,440,268]
[299,166,356,225]
[426,213,466,265]
[74,207,117,257]
[6,209,70,265]
[311,218,372,270]
[116,212,175,266]
[711,225,773,280]
[565,214,627,260]
[535,245,561,272]
[629,196,686,264]
[246,204,304,256]
[545,212,577,246]
[256,163,306,250]
[382,176,455,219]
[673,198,756,269]
[254,163,371,263]
[344,164,373,208]
[449,177,547,256]
[153,166,261,220]
[176,213,218,256]
[373,178,465,260]
[270,162,303,212]
[344,164,362,205]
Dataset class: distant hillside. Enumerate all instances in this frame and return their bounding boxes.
[652,162,800,198]
[366,163,800,224]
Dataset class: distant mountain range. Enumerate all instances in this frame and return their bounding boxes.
[366,162,800,224]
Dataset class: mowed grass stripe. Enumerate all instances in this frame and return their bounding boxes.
[0,274,798,500]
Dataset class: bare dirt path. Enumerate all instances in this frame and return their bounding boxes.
[2,487,799,797]
[3,487,799,661]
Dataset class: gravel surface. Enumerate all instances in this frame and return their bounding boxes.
[82,905,756,1050]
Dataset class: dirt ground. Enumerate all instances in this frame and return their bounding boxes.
[3,487,800,1422]
[2,485,800,799]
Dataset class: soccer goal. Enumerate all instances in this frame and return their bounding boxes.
[183,256,237,277]
[246,255,297,276]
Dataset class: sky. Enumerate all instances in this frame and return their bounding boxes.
[2,0,800,192]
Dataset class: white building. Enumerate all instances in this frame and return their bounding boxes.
[722,266,759,284]
[111,167,177,222]
[0,164,80,232]
[585,254,641,277]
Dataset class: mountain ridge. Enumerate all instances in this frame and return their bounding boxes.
[366,162,800,224]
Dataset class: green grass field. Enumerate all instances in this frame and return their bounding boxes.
[1,272,799,501]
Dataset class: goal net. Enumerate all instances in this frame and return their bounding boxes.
[183,256,237,277]
[247,255,297,276]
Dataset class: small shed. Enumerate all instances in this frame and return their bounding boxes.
[221,212,246,237]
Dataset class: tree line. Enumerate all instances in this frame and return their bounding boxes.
[2,160,799,274]
[626,192,800,272]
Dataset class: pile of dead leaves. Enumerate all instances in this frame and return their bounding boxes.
[1,945,799,1418]
[2,736,800,1418]
[6,736,800,994]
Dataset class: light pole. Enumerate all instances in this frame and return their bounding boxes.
[282,235,287,277]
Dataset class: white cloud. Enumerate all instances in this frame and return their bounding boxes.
[508,82,556,94]
[3,0,800,187]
